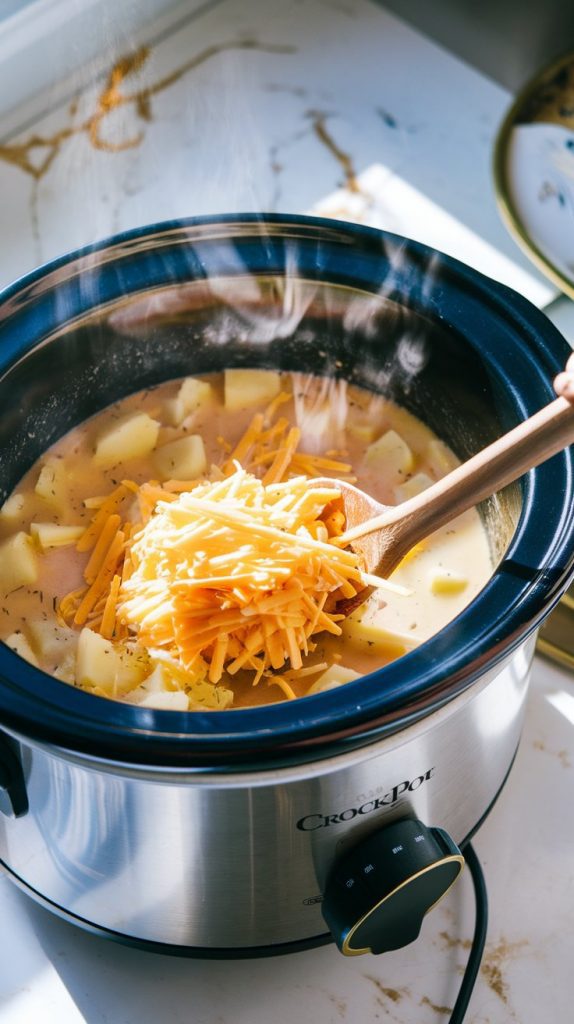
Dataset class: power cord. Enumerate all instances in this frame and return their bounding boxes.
[448,842,488,1024]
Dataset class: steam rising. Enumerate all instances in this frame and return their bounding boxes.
[292,373,348,452]
[106,230,443,454]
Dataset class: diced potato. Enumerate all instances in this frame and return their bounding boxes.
[364,429,414,475]
[27,620,77,663]
[93,412,160,467]
[427,438,458,477]
[154,435,207,480]
[178,377,214,414]
[162,396,186,427]
[224,369,281,411]
[137,663,173,693]
[0,492,26,521]
[128,664,233,710]
[341,611,417,657]
[126,663,181,703]
[307,665,361,695]
[76,628,118,693]
[188,678,234,710]
[347,417,379,444]
[0,532,38,591]
[76,629,149,694]
[108,643,150,692]
[428,568,468,595]
[115,645,151,692]
[3,631,39,667]
[394,472,434,503]
[162,379,214,428]
[35,458,69,506]
[30,523,85,550]
[139,691,190,711]
[53,650,77,684]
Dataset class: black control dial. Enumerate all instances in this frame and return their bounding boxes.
[322,818,464,955]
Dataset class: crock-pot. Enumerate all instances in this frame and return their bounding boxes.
[0,214,573,957]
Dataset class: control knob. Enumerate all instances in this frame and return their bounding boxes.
[322,818,464,955]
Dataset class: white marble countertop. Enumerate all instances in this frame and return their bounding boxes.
[1,2,573,1022]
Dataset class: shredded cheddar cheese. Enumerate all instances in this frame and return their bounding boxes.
[119,466,368,683]
[57,385,405,703]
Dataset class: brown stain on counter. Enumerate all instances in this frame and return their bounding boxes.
[307,110,361,193]
[326,992,347,1018]
[420,995,452,1016]
[363,975,408,1003]
[438,930,529,1015]
[480,938,528,1006]
[363,976,411,1023]
[0,40,295,179]
[533,738,571,768]
[364,976,455,1019]
[438,930,472,951]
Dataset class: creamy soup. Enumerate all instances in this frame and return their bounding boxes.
[0,369,491,709]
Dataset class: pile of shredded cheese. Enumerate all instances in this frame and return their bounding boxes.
[120,466,368,686]
[58,390,401,700]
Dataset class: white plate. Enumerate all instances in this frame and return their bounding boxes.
[494,51,574,299]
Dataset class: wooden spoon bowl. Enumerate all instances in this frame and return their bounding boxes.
[313,392,574,609]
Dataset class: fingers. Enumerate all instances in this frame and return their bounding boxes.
[553,373,574,399]
[553,351,574,401]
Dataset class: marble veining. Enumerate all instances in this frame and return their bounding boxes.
[0,0,554,305]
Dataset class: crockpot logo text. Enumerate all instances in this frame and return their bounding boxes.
[296,767,435,831]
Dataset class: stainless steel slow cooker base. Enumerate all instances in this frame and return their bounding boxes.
[0,639,533,951]
[0,743,518,958]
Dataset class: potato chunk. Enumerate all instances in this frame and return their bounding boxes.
[30,523,85,550]
[128,664,233,710]
[139,691,190,711]
[162,379,214,427]
[307,665,361,695]
[76,627,118,692]
[178,377,214,413]
[224,369,281,410]
[187,678,234,710]
[116,645,151,691]
[76,628,149,694]
[53,650,76,684]
[3,631,39,667]
[0,532,38,591]
[346,416,379,444]
[27,620,77,663]
[35,458,69,506]
[341,611,417,658]
[162,397,186,427]
[154,435,207,480]
[394,472,433,503]
[94,412,160,467]
[364,429,414,475]
[426,438,458,477]
[0,493,26,522]
[428,568,468,595]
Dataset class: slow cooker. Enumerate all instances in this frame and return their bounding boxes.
[0,214,573,958]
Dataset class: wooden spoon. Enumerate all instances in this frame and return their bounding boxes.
[314,393,574,599]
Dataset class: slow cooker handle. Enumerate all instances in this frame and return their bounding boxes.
[0,733,28,818]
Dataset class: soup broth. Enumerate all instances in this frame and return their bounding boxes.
[0,370,491,709]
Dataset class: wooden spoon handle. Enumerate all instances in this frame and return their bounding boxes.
[345,396,574,551]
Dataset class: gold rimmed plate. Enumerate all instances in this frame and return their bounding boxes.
[494,52,574,668]
[494,49,574,300]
